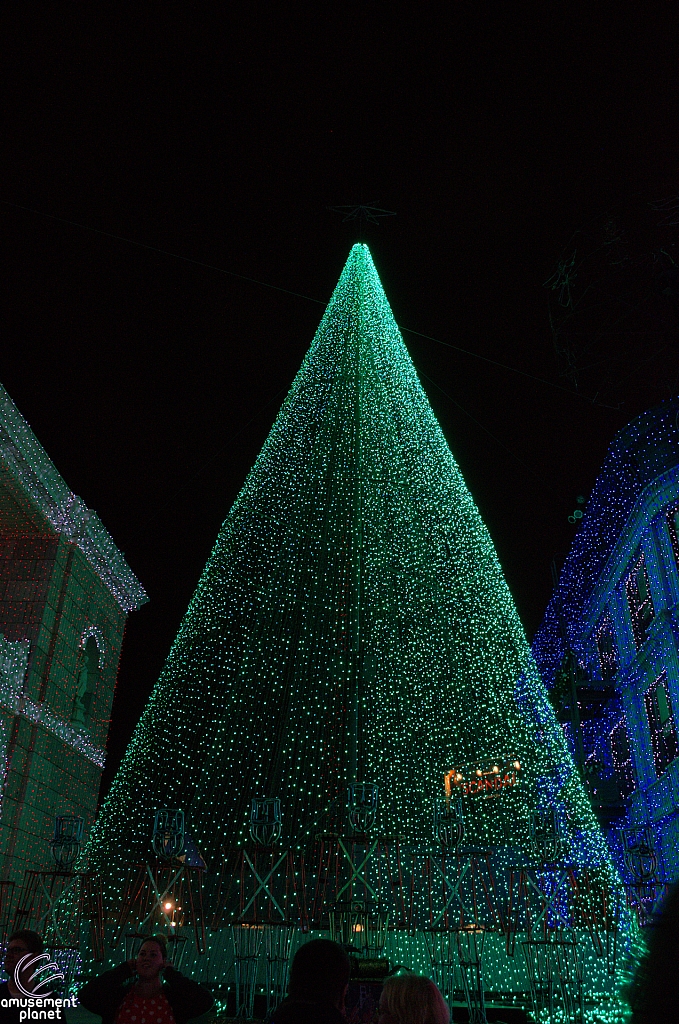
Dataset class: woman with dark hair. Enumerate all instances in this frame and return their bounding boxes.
[271,939,351,1024]
[79,936,213,1024]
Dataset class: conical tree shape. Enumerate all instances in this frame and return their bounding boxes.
[88,245,610,879]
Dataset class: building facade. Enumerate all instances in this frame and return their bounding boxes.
[0,383,147,884]
[533,397,679,886]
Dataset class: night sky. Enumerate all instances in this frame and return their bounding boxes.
[1,9,679,799]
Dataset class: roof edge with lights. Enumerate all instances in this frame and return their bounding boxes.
[0,383,148,613]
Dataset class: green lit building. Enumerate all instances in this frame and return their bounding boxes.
[0,383,147,885]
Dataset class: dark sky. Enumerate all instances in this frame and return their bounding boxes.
[1,9,678,799]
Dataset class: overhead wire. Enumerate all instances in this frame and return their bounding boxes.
[128,384,290,539]
[417,369,541,481]
[0,199,325,307]
[2,197,598,403]
[1,197,590,506]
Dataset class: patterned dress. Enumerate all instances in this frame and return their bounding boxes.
[115,989,176,1024]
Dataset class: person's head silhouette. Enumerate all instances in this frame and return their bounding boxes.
[271,939,351,1023]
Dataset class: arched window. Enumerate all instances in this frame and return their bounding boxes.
[72,637,100,726]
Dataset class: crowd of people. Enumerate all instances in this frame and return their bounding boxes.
[1,930,450,1024]
[6,887,679,1022]
[7,916,679,1024]
[8,914,679,1023]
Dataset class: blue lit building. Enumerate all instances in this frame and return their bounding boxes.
[532,397,679,885]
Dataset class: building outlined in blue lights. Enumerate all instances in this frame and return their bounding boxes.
[533,398,679,890]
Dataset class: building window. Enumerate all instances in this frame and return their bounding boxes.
[596,611,618,681]
[72,637,100,726]
[644,671,678,777]
[626,554,655,649]
[610,719,635,799]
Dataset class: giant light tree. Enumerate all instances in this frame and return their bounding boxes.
[87,245,629,1007]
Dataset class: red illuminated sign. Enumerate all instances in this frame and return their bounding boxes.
[444,761,521,800]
